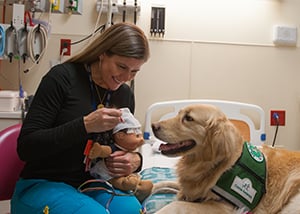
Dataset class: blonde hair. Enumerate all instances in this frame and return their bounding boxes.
[67,23,150,64]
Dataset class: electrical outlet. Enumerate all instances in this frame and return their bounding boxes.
[270,110,285,126]
[60,39,71,56]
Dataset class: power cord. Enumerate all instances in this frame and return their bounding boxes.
[24,3,52,73]
[89,0,104,44]
[27,23,48,63]
[71,24,105,46]
[24,23,48,73]
[272,112,279,147]
[60,47,68,63]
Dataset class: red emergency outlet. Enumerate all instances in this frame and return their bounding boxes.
[270,110,285,126]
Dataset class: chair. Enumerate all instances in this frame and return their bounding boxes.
[0,123,24,201]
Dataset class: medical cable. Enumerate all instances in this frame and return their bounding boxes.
[36,1,52,32]
[31,4,52,35]
[15,27,26,122]
[17,57,26,122]
[0,24,5,57]
[24,11,34,27]
[5,22,17,62]
[27,23,48,63]
[18,24,29,63]
[78,179,115,214]
[78,179,135,214]
[130,0,138,92]
[71,24,105,46]
[133,0,137,24]
[122,0,126,22]
[106,0,113,29]
[89,0,103,44]
[24,3,51,73]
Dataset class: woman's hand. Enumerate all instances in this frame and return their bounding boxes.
[105,150,141,177]
[84,108,122,133]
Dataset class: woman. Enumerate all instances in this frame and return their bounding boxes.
[11,22,150,214]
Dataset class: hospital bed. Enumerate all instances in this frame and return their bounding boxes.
[139,99,266,213]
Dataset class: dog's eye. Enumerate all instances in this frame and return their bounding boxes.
[183,114,194,122]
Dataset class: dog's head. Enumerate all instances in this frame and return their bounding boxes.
[152,104,243,161]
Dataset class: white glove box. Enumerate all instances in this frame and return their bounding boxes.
[0,90,24,112]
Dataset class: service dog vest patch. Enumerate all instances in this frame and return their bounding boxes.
[212,142,266,212]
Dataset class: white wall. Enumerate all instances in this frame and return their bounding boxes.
[1,0,300,149]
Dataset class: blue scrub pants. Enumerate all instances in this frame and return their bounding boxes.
[11,179,145,214]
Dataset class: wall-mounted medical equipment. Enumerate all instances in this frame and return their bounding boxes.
[0,24,48,63]
[0,0,48,13]
[4,23,17,62]
[96,0,140,18]
[18,24,29,63]
[273,25,297,46]
[12,3,25,26]
[49,0,65,13]
[65,0,83,15]
[2,3,25,62]
[150,7,165,37]
[27,23,48,64]
[1,0,83,15]
[0,23,39,62]
[29,0,48,12]
[0,3,48,64]
[46,0,83,14]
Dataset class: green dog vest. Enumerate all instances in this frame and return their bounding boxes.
[212,142,266,211]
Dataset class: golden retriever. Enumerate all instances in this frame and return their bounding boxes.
[151,104,300,214]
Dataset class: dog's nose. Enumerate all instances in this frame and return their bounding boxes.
[152,122,160,133]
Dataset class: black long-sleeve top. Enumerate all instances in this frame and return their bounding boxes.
[17,63,135,188]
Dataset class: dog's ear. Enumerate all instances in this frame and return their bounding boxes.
[204,116,242,161]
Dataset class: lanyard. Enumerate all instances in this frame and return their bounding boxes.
[86,64,113,143]
[86,65,111,110]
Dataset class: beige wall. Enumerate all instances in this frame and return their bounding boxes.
[1,0,300,149]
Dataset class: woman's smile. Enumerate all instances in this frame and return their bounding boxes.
[112,76,122,84]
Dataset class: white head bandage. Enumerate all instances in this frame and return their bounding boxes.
[113,108,142,134]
